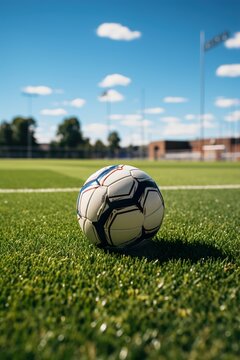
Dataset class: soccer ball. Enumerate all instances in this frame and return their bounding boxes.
[76,164,164,248]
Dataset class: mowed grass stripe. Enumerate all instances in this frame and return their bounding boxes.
[0,184,240,193]
[1,160,240,188]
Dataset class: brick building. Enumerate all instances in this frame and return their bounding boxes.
[148,137,240,160]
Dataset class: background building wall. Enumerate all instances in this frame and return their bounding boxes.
[149,137,240,160]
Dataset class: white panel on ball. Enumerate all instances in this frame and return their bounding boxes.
[130,169,152,181]
[143,207,164,231]
[79,187,96,218]
[121,165,137,171]
[78,215,85,231]
[140,189,162,216]
[108,228,142,246]
[100,169,131,186]
[106,206,144,230]
[84,219,101,245]
[107,176,137,200]
[87,186,107,221]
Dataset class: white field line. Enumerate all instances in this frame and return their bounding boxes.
[0,184,240,194]
[0,188,81,193]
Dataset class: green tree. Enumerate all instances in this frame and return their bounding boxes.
[57,117,84,148]
[0,121,13,145]
[108,131,121,157]
[94,139,107,158]
[11,117,37,146]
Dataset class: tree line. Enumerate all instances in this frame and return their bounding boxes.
[0,116,122,158]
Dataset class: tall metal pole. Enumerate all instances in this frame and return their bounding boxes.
[140,88,145,158]
[107,100,111,138]
[200,31,205,161]
[237,101,240,143]
[106,97,111,157]
[199,30,229,160]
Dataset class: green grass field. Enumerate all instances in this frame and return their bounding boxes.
[0,160,239,359]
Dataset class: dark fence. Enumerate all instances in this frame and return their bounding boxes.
[0,146,148,159]
[0,146,94,159]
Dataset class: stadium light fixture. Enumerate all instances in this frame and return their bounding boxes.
[200,30,230,160]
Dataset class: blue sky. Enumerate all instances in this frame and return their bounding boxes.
[1,0,240,146]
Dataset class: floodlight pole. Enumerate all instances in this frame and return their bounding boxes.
[106,96,111,158]
[237,101,240,145]
[106,99,111,139]
[140,88,145,158]
[200,31,205,161]
[200,30,230,161]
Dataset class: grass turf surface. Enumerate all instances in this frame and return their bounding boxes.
[0,159,240,187]
[0,160,239,359]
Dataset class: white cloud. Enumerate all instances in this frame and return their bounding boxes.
[203,120,215,129]
[185,114,196,121]
[84,123,108,134]
[162,116,215,137]
[163,96,189,103]
[214,97,239,108]
[103,113,151,128]
[109,114,141,121]
[96,23,141,41]
[121,133,149,147]
[163,123,199,137]
[160,116,180,123]
[121,118,152,128]
[109,114,124,120]
[144,107,165,114]
[55,98,86,108]
[83,123,117,144]
[40,108,67,116]
[70,98,86,107]
[35,125,57,143]
[225,110,240,122]
[201,113,215,121]
[22,85,53,96]
[98,89,124,102]
[185,113,215,121]
[225,32,240,49]
[216,64,240,77]
[99,73,131,87]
